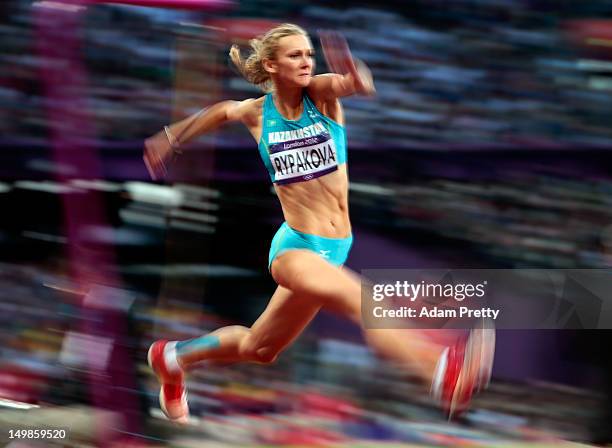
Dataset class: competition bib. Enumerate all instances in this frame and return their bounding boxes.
[268,124,338,185]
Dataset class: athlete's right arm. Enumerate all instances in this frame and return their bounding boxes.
[144,100,249,180]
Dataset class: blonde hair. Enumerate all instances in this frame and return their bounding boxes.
[229,23,308,92]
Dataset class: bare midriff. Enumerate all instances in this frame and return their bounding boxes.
[274,164,350,238]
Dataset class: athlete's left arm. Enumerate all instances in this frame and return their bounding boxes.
[308,31,375,100]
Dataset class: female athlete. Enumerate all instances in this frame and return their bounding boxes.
[144,24,495,422]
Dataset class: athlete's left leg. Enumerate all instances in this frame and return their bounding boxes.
[172,284,322,368]
[147,284,323,421]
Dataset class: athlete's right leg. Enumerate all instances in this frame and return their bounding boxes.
[270,249,443,379]
[271,249,494,417]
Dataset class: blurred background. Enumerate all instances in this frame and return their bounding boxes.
[0,0,611,446]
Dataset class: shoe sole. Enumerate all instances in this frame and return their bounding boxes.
[147,342,163,379]
[477,318,496,390]
[448,320,496,417]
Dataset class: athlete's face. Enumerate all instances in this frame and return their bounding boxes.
[269,34,315,87]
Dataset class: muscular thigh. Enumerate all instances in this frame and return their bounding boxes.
[271,250,363,324]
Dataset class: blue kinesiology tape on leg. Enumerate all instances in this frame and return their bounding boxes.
[175,335,221,357]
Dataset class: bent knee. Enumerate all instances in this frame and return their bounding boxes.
[239,336,281,365]
[252,346,279,364]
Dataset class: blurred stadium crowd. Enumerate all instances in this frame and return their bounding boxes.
[2,0,612,147]
[0,0,611,446]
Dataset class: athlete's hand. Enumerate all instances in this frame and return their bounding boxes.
[320,30,375,96]
[143,131,172,180]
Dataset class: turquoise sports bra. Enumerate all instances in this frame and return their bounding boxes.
[257,92,347,185]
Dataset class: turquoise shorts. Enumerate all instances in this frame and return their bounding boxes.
[268,222,353,270]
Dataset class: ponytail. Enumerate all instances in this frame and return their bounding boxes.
[229,23,308,92]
